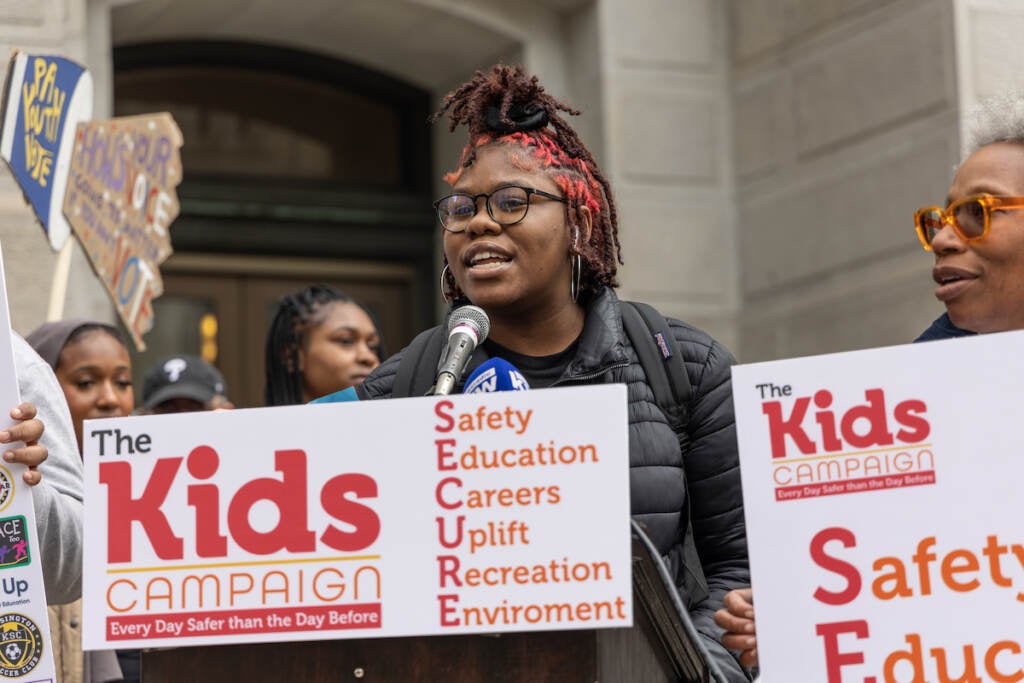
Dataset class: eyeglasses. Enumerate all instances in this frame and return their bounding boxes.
[433,185,565,233]
[914,194,1024,250]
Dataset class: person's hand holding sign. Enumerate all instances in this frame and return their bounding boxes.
[0,402,47,486]
[715,587,758,668]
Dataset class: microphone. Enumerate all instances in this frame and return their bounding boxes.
[464,357,530,394]
[432,305,490,396]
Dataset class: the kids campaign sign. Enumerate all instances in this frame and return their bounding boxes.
[0,51,93,250]
[63,114,181,350]
[0,244,57,681]
[732,331,1024,682]
[81,386,632,650]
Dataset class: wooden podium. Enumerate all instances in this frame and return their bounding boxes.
[141,524,721,682]
[143,625,670,682]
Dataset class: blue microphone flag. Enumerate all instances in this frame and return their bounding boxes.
[463,357,529,394]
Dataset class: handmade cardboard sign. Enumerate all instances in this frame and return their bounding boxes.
[0,49,183,344]
[732,332,1024,682]
[81,386,633,650]
[63,113,181,350]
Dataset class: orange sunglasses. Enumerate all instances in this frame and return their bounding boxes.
[914,194,1024,251]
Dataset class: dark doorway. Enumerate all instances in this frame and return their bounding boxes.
[114,41,435,407]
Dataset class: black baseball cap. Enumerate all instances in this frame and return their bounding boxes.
[142,355,227,410]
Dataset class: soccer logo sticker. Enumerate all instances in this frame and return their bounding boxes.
[0,467,13,514]
[0,614,42,677]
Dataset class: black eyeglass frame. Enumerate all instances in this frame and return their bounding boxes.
[433,185,566,233]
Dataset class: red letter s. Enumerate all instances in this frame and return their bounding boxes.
[894,399,930,443]
[320,473,381,551]
[810,527,862,606]
[435,400,454,433]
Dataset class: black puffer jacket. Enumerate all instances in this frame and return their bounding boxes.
[357,287,750,681]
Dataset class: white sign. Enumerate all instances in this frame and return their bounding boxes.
[82,385,632,649]
[0,243,56,681]
[732,331,1024,683]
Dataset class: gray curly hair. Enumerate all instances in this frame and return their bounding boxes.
[964,90,1024,159]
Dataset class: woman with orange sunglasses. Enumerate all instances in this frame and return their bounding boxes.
[913,95,1024,339]
[715,90,1024,670]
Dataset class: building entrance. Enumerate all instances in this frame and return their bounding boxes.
[113,41,436,404]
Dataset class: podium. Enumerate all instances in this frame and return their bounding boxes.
[141,523,724,683]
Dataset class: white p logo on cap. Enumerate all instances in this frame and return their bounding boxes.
[163,358,188,382]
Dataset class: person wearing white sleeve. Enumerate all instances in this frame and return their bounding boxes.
[11,331,84,605]
[25,320,128,683]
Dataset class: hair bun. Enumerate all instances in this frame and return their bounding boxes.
[484,102,548,134]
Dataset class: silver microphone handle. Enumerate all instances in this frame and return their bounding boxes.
[432,331,476,396]
[433,373,457,396]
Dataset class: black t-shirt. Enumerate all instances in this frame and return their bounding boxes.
[481,337,579,389]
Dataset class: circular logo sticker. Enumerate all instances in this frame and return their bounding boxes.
[0,613,41,677]
[0,468,13,514]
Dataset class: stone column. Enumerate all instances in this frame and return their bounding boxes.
[953,0,1024,152]
[598,0,740,353]
[731,0,957,361]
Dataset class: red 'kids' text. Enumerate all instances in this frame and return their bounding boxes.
[762,388,930,459]
[99,445,381,563]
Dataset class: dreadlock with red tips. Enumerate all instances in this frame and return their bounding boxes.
[432,64,623,302]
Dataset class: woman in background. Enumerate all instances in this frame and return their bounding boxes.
[264,284,384,405]
[26,319,131,683]
[28,320,133,451]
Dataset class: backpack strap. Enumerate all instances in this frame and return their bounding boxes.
[620,301,708,608]
[619,301,691,435]
[393,326,448,398]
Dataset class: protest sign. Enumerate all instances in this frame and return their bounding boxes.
[0,243,56,681]
[732,332,1024,682]
[0,51,93,250]
[81,385,632,650]
[0,50,183,337]
[63,113,181,350]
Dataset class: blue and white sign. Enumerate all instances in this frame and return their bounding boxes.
[0,51,94,250]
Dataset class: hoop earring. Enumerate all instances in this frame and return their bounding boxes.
[570,254,581,304]
[440,263,455,305]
